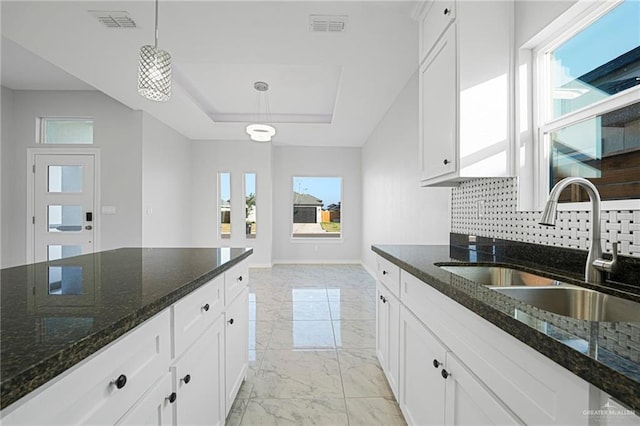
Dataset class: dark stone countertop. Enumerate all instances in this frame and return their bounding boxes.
[372,242,640,412]
[0,247,252,410]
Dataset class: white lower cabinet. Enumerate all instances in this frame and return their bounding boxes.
[117,373,174,426]
[399,302,521,426]
[172,317,225,426]
[224,286,249,415]
[375,255,620,425]
[399,306,446,426]
[443,354,522,425]
[376,281,400,399]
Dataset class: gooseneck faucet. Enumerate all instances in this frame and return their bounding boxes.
[539,177,617,284]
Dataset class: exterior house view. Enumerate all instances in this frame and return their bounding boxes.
[1,0,639,425]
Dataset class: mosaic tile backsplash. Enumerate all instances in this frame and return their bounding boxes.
[451,177,640,258]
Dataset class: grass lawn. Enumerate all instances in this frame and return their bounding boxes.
[320,222,341,232]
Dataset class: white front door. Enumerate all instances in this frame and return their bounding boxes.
[33,154,96,262]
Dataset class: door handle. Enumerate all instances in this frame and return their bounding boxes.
[85,225,93,230]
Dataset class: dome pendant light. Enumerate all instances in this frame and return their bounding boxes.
[137,0,171,102]
[246,81,276,142]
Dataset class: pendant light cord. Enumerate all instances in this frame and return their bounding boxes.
[154,0,159,49]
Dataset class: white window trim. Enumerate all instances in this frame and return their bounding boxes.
[530,0,639,209]
[38,117,95,145]
[290,176,343,242]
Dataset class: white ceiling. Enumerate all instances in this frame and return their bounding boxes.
[1,1,419,147]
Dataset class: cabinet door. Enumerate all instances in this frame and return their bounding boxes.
[376,281,390,373]
[420,24,457,184]
[225,286,249,415]
[399,306,447,426]
[117,373,174,426]
[419,0,455,60]
[387,290,400,401]
[444,354,522,425]
[172,317,225,426]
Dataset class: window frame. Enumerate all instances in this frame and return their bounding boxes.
[290,175,343,241]
[38,117,95,145]
[531,0,640,210]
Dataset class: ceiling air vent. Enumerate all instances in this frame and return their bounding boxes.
[90,10,137,28]
[309,15,348,33]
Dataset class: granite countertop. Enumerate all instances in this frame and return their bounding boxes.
[372,243,640,412]
[0,247,252,410]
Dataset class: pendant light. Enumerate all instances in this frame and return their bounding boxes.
[137,0,171,102]
[246,81,276,142]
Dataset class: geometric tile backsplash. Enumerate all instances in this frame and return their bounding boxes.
[451,177,640,258]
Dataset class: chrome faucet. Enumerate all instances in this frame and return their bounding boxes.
[539,177,617,284]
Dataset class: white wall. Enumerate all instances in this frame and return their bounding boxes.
[361,72,451,272]
[272,146,362,264]
[142,112,192,247]
[190,140,273,267]
[0,86,13,268]
[0,89,143,267]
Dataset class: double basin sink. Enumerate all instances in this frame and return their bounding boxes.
[439,265,640,322]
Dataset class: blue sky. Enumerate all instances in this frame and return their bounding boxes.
[554,0,639,78]
[293,176,342,208]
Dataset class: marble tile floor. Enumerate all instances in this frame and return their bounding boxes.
[226,264,407,426]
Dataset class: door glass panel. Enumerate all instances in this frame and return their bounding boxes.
[48,165,83,193]
[48,245,83,261]
[220,172,231,239]
[48,205,83,232]
[245,173,256,238]
[48,266,83,295]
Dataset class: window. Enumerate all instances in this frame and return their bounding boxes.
[219,172,231,239]
[245,173,256,238]
[292,177,341,239]
[40,118,94,144]
[536,0,640,203]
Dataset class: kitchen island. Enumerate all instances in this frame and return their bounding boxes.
[1,247,252,424]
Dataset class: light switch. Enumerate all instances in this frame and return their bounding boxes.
[102,206,117,215]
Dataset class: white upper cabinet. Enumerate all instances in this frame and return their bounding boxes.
[418,0,514,186]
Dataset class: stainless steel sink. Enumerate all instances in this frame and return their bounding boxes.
[493,286,640,322]
[439,265,562,287]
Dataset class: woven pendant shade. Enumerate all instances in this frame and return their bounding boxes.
[137,45,172,102]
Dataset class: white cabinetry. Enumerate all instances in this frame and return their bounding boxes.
[172,317,225,426]
[375,281,400,399]
[398,306,446,426]
[1,258,251,426]
[418,0,513,186]
[224,286,249,414]
[117,373,174,426]
[374,254,606,425]
[1,310,171,426]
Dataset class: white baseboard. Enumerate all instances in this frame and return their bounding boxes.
[271,258,362,265]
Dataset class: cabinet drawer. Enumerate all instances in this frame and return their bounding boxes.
[377,256,400,297]
[225,261,249,305]
[173,275,224,358]
[419,0,455,61]
[2,310,171,426]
